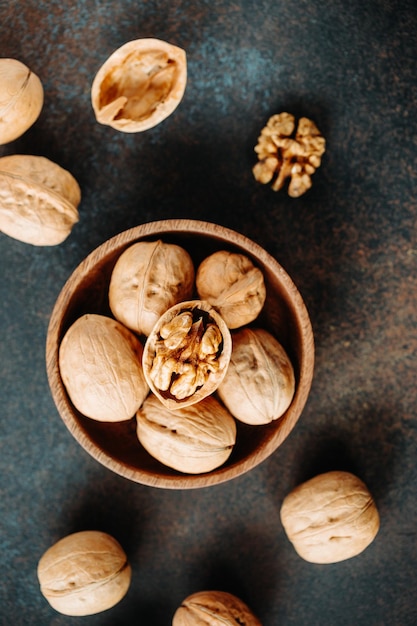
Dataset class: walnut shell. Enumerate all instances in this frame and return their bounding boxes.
[280,471,380,564]
[142,300,232,409]
[59,313,149,422]
[0,154,80,245]
[0,58,44,144]
[37,530,131,616]
[137,393,236,474]
[91,38,187,132]
[217,327,295,425]
[196,250,266,329]
[109,239,195,337]
[172,590,262,626]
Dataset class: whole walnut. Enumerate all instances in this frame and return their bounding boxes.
[217,327,295,425]
[172,590,262,626]
[196,250,266,329]
[0,58,44,144]
[59,313,149,422]
[280,470,380,564]
[37,530,131,616]
[109,239,195,336]
[0,154,80,246]
[136,393,236,474]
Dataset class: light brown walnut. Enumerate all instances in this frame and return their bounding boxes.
[109,239,195,337]
[172,590,262,626]
[217,327,295,425]
[0,154,80,245]
[137,393,236,474]
[0,58,44,144]
[280,470,380,563]
[59,313,149,422]
[253,112,326,197]
[196,250,266,329]
[37,530,131,616]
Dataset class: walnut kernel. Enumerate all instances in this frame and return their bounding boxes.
[253,112,326,197]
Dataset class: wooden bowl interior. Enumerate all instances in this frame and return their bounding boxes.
[46,220,314,489]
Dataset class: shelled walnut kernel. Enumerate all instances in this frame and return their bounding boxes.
[253,112,326,197]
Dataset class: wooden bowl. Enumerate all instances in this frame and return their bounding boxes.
[46,219,314,489]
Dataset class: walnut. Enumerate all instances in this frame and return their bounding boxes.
[136,393,236,474]
[172,590,262,626]
[109,239,195,337]
[0,58,44,145]
[280,471,380,564]
[142,300,232,409]
[0,154,80,246]
[196,250,266,329]
[37,530,131,616]
[217,327,295,425]
[59,313,149,422]
[253,112,326,197]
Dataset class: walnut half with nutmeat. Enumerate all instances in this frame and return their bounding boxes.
[280,470,380,564]
[142,300,232,409]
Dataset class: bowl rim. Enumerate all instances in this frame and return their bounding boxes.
[46,218,314,489]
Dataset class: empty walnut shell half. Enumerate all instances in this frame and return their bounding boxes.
[196,250,266,329]
[59,314,149,422]
[91,38,187,132]
[37,530,131,616]
[0,58,44,145]
[137,394,236,474]
[172,590,262,626]
[280,470,380,564]
[143,300,232,410]
[217,327,295,425]
[109,239,195,337]
[0,154,80,246]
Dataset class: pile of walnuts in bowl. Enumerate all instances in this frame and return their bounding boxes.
[58,239,296,475]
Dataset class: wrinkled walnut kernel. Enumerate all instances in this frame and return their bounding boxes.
[143,300,232,410]
[253,112,325,197]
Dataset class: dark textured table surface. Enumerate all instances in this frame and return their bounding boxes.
[1,1,417,625]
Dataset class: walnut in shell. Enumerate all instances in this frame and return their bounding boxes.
[137,393,236,474]
[253,112,326,197]
[196,250,266,329]
[217,327,295,425]
[280,471,380,564]
[172,590,262,626]
[59,313,149,422]
[109,239,195,337]
[142,300,232,409]
[0,58,44,144]
[0,154,80,245]
[91,38,187,132]
[37,530,131,616]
